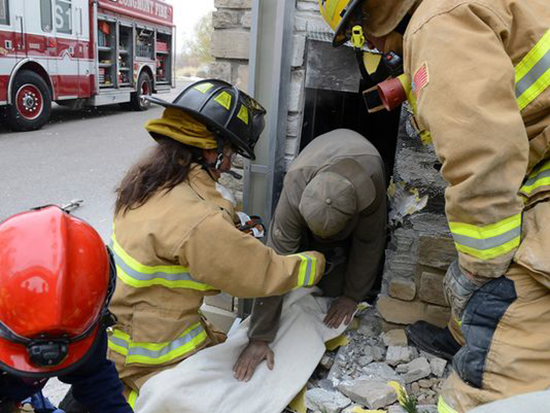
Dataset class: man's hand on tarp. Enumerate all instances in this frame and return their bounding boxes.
[324,296,357,329]
[233,339,274,382]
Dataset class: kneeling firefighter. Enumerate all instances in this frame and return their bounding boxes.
[104,79,326,406]
[0,207,132,413]
[319,0,550,412]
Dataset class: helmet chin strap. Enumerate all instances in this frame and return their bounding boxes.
[202,136,243,180]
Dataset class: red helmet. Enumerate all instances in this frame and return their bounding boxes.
[0,206,115,378]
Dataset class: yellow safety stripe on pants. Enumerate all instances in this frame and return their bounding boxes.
[520,158,550,196]
[448,214,522,261]
[110,232,217,291]
[127,390,138,409]
[293,253,317,289]
[515,28,550,111]
[438,396,459,413]
[108,322,208,365]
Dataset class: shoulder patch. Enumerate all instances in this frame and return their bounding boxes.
[413,62,430,97]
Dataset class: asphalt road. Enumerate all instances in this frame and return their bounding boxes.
[0,81,188,241]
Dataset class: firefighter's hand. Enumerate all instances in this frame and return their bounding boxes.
[324,296,357,329]
[233,339,274,382]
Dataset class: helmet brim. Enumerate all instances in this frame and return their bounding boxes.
[332,0,364,47]
[145,96,257,160]
[0,324,101,379]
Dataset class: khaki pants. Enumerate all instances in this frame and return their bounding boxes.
[439,201,550,412]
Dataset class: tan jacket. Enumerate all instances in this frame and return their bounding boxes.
[107,165,325,389]
[248,129,387,341]
[398,0,550,278]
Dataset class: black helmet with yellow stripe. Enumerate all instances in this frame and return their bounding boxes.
[146,79,266,160]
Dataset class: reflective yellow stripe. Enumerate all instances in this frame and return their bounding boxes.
[194,82,214,94]
[438,396,459,413]
[237,104,249,124]
[127,390,138,409]
[293,253,317,288]
[449,214,522,261]
[515,28,550,110]
[110,232,216,291]
[520,159,550,196]
[108,323,208,365]
[214,91,232,110]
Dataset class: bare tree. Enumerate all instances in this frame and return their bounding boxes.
[185,12,214,64]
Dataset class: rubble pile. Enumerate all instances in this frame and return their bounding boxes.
[295,306,451,413]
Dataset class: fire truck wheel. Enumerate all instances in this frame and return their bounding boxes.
[7,70,52,132]
[130,72,152,111]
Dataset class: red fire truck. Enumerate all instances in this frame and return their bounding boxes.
[0,0,175,131]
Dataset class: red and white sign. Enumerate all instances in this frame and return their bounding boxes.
[98,0,173,25]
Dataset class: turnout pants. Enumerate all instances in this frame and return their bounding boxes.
[439,200,550,412]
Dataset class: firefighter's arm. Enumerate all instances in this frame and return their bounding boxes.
[177,212,325,298]
[406,5,529,279]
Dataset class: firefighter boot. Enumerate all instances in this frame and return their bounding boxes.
[406,321,461,361]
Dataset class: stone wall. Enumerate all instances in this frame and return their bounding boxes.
[378,107,456,328]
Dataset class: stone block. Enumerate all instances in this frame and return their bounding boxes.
[361,362,403,384]
[338,379,397,409]
[305,388,351,413]
[212,10,239,29]
[389,277,416,301]
[292,34,307,67]
[287,113,301,137]
[377,295,449,328]
[211,31,250,59]
[382,329,408,347]
[288,69,305,112]
[417,235,457,270]
[241,11,252,28]
[285,136,299,157]
[235,64,249,92]
[295,17,308,32]
[425,304,451,328]
[214,0,251,9]
[430,357,447,378]
[419,270,447,306]
[297,1,321,11]
[208,61,232,82]
[386,346,414,366]
[398,357,431,384]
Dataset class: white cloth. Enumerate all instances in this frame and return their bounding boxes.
[136,288,347,413]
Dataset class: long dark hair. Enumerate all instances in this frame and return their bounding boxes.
[115,137,201,215]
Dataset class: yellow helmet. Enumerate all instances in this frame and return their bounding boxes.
[318,0,364,47]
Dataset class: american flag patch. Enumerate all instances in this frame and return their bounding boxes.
[413,62,429,97]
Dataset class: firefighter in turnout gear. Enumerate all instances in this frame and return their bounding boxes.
[319,0,550,412]
[106,79,325,407]
[0,207,132,413]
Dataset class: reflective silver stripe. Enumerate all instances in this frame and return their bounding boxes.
[110,325,205,359]
[451,226,521,251]
[302,254,313,286]
[110,242,198,284]
[516,49,550,98]
[523,167,550,188]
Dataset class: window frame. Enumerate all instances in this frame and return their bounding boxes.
[40,0,53,33]
[0,0,10,26]
[54,0,72,35]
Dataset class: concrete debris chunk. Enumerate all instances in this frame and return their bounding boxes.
[430,357,447,377]
[358,346,375,366]
[321,354,335,370]
[338,379,397,409]
[388,406,407,413]
[399,357,432,384]
[385,346,414,366]
[362,362,404,384]
[372,346,386,362]
[418,404,438,413]
[382,329,408,347]
[305,388,352,413]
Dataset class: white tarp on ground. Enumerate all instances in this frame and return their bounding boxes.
[136,288,347,413]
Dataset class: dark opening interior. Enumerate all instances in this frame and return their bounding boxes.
[300,87,401,181]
